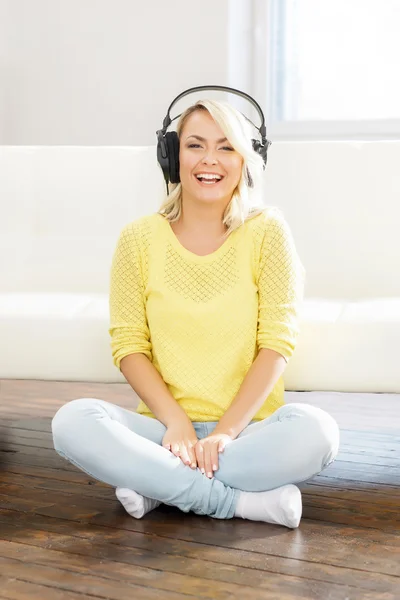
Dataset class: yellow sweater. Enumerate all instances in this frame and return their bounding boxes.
[109,207,306,422]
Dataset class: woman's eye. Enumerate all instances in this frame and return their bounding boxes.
[187,144,233,151]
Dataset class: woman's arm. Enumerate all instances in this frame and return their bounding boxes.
[110,224,190,427]
[215,210,305,439]
[256,208,306,360]
[213,348,286,439]
[120,353,191,427]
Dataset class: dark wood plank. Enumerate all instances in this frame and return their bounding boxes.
[0,577,96,600]
[0,460,103,485]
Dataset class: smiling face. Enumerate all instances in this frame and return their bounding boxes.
[178,109,243,208]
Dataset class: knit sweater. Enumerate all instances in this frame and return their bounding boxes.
[109,207,306,422]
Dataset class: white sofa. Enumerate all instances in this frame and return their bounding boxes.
[1,142,399,393]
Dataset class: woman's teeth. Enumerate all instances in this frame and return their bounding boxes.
[195,174,223,185]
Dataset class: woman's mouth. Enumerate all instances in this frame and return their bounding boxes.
[194,173,224,186]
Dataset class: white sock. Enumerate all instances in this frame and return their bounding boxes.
[116,487,162,519]
[234,484,302,529]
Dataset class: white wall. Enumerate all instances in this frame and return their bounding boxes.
[0,0,234,146]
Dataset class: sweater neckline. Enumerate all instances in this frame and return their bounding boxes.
[157,213,238,263]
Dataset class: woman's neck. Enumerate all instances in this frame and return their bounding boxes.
[176,198,229,237]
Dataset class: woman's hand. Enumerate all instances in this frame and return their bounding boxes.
[195,433,233,478]
[162,419,199,469]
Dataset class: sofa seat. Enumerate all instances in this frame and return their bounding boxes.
[1,292,398,391]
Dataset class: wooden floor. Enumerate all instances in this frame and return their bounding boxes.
[0,380,399,600]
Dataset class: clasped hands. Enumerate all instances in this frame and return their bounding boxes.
[162,421,233,478]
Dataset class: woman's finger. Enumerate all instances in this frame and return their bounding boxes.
[188,445,197,469]
[195,443,205,474]
[172,443,180,457]
[204,446,213,478]
[179,444,191,466]
[211,445,219,472]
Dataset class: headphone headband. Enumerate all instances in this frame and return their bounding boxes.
[161,85,267,143]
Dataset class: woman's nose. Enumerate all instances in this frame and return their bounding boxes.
[201,151,218,164]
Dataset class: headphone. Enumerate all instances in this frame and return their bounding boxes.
[156,85,272,189]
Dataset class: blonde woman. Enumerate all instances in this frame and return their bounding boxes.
[52,90,340,528]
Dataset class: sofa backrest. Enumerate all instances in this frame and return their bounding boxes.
[1,142,399,298]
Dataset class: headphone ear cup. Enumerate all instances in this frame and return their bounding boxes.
[166,131,180,183]
[156,132,170,184]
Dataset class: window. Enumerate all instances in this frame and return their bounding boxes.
[228,0,400,140]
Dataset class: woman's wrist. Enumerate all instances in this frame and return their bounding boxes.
[164,407,192,428]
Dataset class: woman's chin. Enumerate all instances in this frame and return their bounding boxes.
[191,185,227,201]
[196,193,225,203]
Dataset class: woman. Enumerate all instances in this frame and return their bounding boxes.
[52,98,340,528]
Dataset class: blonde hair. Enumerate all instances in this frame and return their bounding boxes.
[157,99,268,237]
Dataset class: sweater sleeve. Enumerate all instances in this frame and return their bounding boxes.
[256,210,306,363]
[108,223,152,370]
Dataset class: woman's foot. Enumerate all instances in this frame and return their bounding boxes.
[116,487,162,519]
[234,484,302,528]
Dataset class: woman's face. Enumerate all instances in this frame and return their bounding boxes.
[179,110,243,207]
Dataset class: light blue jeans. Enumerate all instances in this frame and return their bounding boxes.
[51,398,340,519]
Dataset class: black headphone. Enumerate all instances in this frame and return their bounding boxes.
[156,85,272,189]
